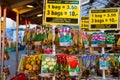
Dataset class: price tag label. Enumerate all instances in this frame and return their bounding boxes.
[89,8,119,30]
[81,17,89,29]
[44,0,80,25]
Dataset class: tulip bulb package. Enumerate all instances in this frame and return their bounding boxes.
[41,55,57,74]
[66,56,80,76]
[58,27,73,46]
[99,54,110,70]
[106,33,115,47]
[91,32,106,46]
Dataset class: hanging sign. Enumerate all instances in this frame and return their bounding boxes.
[44,0,81,25]
[81,17,89,29]
[99,54,110,70]
[89,8,119,30]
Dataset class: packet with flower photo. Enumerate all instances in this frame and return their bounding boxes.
[41,55,57,74]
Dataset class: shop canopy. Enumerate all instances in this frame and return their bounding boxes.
[0,0,119,25]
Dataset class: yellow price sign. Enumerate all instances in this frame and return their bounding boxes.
[89,8,119,30]
[44,0,80,25]
[81,17,89,29]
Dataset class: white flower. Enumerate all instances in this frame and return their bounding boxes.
[46,58,50,62]
[52,62,56,66]
[51,58,55,62]
[42,61,46,65]
[44,65,48,68]
[48,62,51,66]
[49,66,53,70]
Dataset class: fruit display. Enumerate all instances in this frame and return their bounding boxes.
[19,54,41,72]
[41,55,57,73]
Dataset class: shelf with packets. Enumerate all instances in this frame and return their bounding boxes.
[18,47,120,79]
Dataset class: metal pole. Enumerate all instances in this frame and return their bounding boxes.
[52,25,56,55]
[0,5,2,79]
[16,13,19,80]
[1,7,6,79]
[101,30,105,80]
[42,0,45,25]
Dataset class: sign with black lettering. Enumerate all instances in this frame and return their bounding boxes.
[81,17,89,29]
[44,0,80,25]
[89,8,119,30]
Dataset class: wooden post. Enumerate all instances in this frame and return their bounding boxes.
[1,7,6,78]
[0,6,1,59]
[16,12,19,80]
[0,5,2,79]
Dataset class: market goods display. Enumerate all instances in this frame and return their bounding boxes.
[66,56,80,76]
[111,54,120,77]
[106,33,115,45]
[23,27,48,45]
[58,27,73,46]
[56,74,77,80]
[99,54,110,70]
[4,50,10,60]
[23,27,31,42]
[81,55,99,77]
[43,48,52,54]
[91,32,106,46]
[81,30,89,46]
[3,67,10,76]
[41,55,57,73]
[117,37,120,46]
[19,54,41,72]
